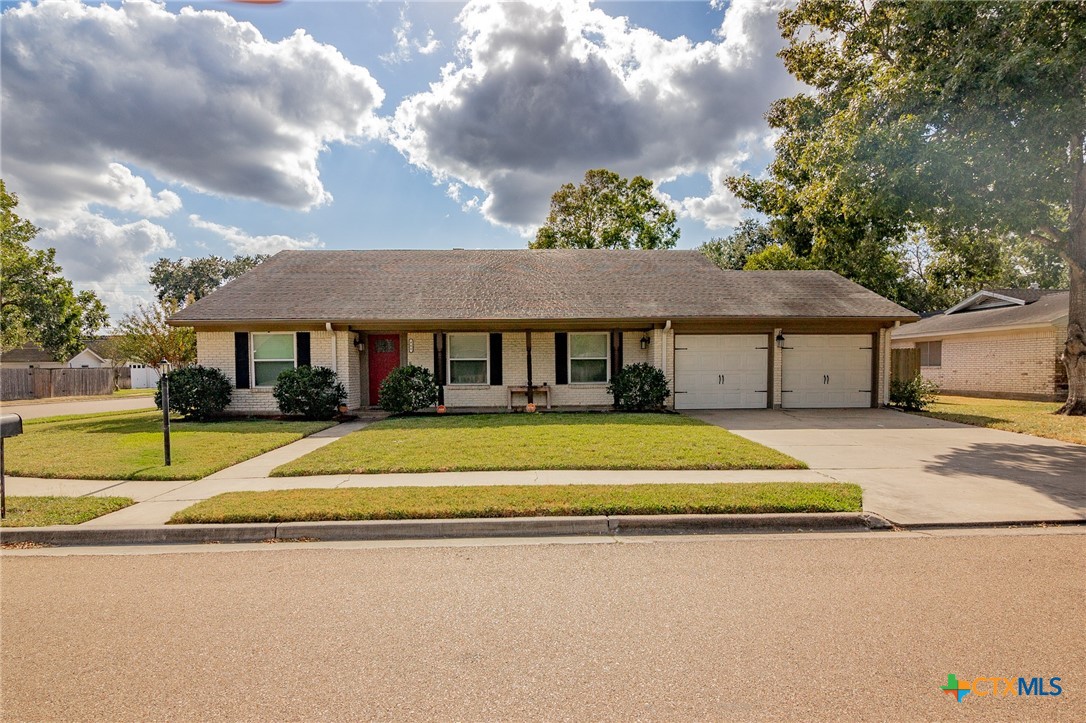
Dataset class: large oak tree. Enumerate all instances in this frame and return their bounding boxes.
[731,1,1086,414]
[1,180,108,360]
[531,169,679,250]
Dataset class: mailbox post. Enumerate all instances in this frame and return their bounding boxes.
[160,359,171,466]
[1,413,24,519]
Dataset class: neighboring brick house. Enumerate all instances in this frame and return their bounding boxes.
[891,288,1069,401]
[169,249,917,415]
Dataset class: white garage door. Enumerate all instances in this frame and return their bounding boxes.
[674,334,768,409]
[781,335,873,408]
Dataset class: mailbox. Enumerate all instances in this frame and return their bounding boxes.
[1,412,21,518]
[1,413,23,439]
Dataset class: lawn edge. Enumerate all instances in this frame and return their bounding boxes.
[0,512,889,546]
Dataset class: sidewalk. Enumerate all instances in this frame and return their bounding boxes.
[5,414,837,526]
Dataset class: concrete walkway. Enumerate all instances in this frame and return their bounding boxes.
[688,408,1086,526]
[0,395,156,420]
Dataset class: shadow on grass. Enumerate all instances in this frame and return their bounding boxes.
[379,412,694,431]
[919,412,1007,428]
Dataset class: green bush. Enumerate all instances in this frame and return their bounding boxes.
[607,363,671,411]
[890,374,939,411]
[155,365,232,421]
[273,366,346,420]
[379,365,439,414]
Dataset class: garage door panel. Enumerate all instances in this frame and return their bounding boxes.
[782,335,872,409]
[675,334,768,410]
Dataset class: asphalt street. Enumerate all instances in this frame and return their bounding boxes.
[2,531,1083,721]
[0,395,156,420]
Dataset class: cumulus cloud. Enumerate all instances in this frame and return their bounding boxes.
[391,0,800,231]
[189,215,322,256]
[2,0,385,215]
[37,213,177,321]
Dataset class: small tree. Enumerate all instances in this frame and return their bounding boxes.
[273,366,346,420]
[155,366,232,421]
[607,363,671,411]
[378,365,439,415]
[114,298,195,371]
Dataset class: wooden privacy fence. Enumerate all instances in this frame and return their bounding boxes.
[891,348,920,384]
[1,367,122,401]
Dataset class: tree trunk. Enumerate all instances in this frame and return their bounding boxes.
[1057,134,1086,415]
[1058,258,1086,414]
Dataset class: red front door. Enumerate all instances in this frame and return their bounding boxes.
[368,334,401,405]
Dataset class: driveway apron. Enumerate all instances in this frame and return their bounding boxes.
[686,408,1086,526]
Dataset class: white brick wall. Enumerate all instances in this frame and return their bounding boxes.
[196,330,360,414]
[199,324,898,411]
[894,327,1064,399]
[406,331,619,409]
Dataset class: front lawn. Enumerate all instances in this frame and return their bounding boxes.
[0,496,134,527]
[169,482,861,524]
[4,410,336,481]
[916,395,1085,445]
[271,413,805,476]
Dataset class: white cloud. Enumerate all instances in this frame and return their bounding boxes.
[37,213,177,322]
[1,0,385,214]
[381,6,443,64]
[391,0,800,232]
[189,215,322,256]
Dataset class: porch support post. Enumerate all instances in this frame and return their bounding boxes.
[525,330,534,404]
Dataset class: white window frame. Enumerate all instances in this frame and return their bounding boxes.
[446,332,490,386]
[567,331,610,384]
[250,332,297,388]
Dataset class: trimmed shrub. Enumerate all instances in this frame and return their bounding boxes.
[273,366,346,420]
[607,362,671,411]
[890,374,939,411]
[155,365,232,421]
[379,365,439,414]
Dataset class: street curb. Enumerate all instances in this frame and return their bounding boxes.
[0,512,885,547]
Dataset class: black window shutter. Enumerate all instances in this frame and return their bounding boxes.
[433,333,446,405]
[613,330,623,376]
[489,333,503,385]
[296,332,311,367]
[555,332,568,385]
[234,332,250,389]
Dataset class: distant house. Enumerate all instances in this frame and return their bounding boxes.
[0,343,66,369]
[0,338,158,388]
[891,288,1069,401]
[170,249,917,415]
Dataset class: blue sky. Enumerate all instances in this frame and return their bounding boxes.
[1,0,799,319]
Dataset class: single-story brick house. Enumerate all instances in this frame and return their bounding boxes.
[169,249,917,414]
[891,288,1069,401]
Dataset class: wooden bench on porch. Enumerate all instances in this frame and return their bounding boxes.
[506,385,552,410]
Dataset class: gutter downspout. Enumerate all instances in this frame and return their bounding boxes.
[662,320,672,376]
[326,322,337,374]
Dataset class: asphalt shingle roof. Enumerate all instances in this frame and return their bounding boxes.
[893,290,1068,338]
[170,250,917,324]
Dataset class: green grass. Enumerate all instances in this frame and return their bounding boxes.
[1,496,134,527]
[4,410,336,481]
[169,482,862,524]
[271,413,805,476]
[113,388,157,397]
[915,395,1085,445]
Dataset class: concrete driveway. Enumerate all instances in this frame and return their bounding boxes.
[687,408,1086,526]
